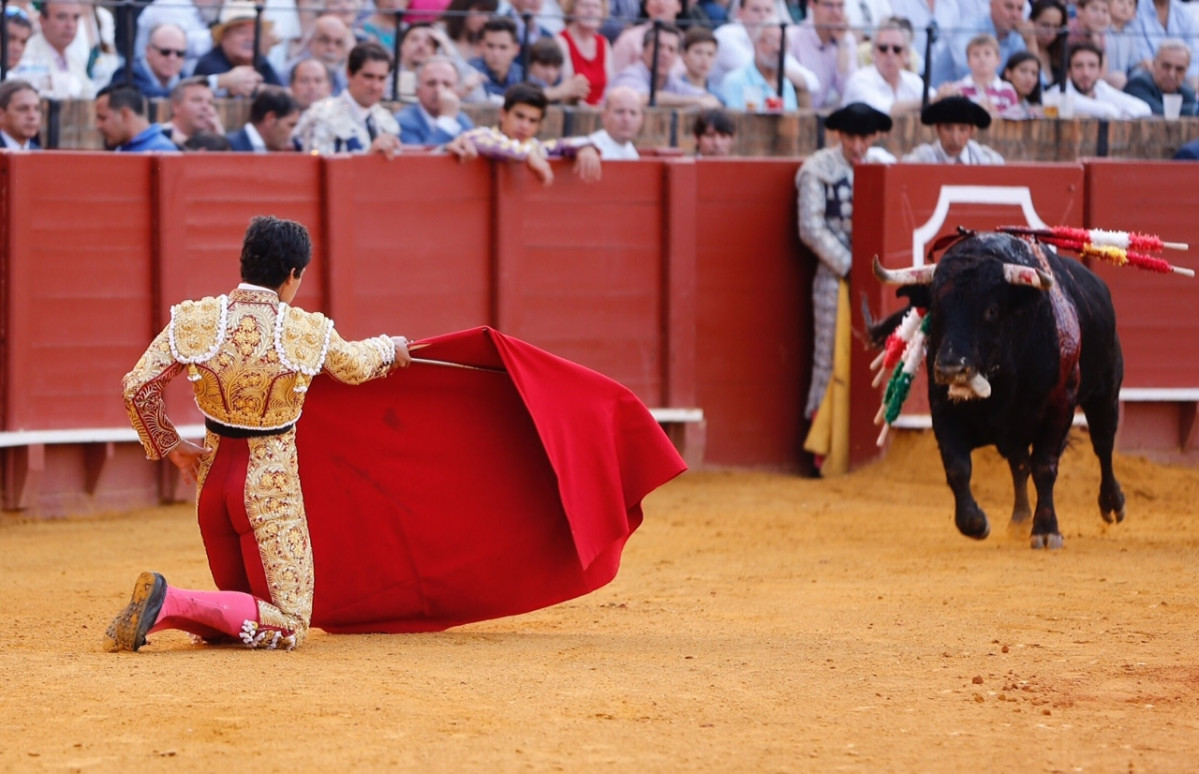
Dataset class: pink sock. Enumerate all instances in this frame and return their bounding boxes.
[149,586,260,640]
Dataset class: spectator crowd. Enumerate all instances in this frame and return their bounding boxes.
[1,0,1198,160]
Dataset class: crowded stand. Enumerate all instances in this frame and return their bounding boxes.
[0,0,1196,157]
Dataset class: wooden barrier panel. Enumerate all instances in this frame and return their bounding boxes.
[693,158,808,470]
[323,154,494,341]
[1084,160,1199,389]
[1,152,161,511]
[494,158,671,403]
[850,163,1087,468]
[8,152,1199,514]
[3,152,158,430]
[1085,160,1199,457]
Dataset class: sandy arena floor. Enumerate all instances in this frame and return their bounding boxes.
[1,429,1198,773]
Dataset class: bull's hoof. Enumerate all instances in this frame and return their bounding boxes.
[1101,505,1127,525]
[958,519,991,540]
[1030,533,1064,550]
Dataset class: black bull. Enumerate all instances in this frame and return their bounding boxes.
[871,232,1125,549]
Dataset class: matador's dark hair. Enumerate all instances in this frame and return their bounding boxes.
[240,216,312,288]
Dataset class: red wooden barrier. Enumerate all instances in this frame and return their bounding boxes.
[1,152,160,511]
[694,158,807,470]
[323,154,494,341]
[4,152,1199,515]
[1085,160,1199,456]
[1085,160,1199,388]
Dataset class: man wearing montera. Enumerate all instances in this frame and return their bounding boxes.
[903,95,1004,164]
[396,56,475,146]
[795,102,893,473]
[228,87,301,152]
[293,42,403,156]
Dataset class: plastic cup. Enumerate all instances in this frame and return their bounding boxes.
[1058,92,1075,119]
[1163,93,1183,120]
[1042,90,1060,119]
[743,86,763,112]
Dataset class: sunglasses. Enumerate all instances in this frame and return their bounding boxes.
[4,5,29,20]
[153,46,187,58]
[875,43,904,54]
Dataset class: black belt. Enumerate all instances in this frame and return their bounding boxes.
[205,418,295,439]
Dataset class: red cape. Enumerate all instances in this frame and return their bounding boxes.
[292,327,687,633]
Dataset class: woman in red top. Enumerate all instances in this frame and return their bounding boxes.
[556,0,612,106]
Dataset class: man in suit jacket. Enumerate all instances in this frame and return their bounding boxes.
[108,23,188,99]
[1174,138,1199,160]
[396,57,475,146]
[0,80,42,150]
[227,86,301,152]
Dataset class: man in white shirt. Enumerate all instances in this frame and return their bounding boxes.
[0,79,41,150]
[1065,41,1152,118]
[587,85,643,159]
[13,0,95,99]
[903,95,1005,164]
[842,19,930,115]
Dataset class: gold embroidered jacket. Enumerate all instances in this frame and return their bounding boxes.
[123,288,395,460]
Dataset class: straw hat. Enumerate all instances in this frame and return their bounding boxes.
[211,1,274,46]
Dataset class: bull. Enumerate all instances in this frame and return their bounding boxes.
[871,231,1125,549]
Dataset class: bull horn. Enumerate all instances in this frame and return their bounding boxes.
[1003,264,1054,290]
[873,256,937,285]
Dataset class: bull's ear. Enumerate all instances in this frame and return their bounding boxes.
[896,285,932,309]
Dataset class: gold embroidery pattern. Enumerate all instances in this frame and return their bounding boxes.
[243,430,313,647]
[323,329,396,385]
[123,330,185,459]
[124,287,397,649]
[170,296,227,361]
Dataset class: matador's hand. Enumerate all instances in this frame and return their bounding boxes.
[168,439,213,486]
[391,336,413,368]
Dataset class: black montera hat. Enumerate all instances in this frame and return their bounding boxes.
[920,96,992,128]
[824,102,893,136]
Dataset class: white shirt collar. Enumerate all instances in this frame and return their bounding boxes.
[243,122,268,152]
[0,129,30,150]
[237,282,279,296]
[341,90,373,123]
